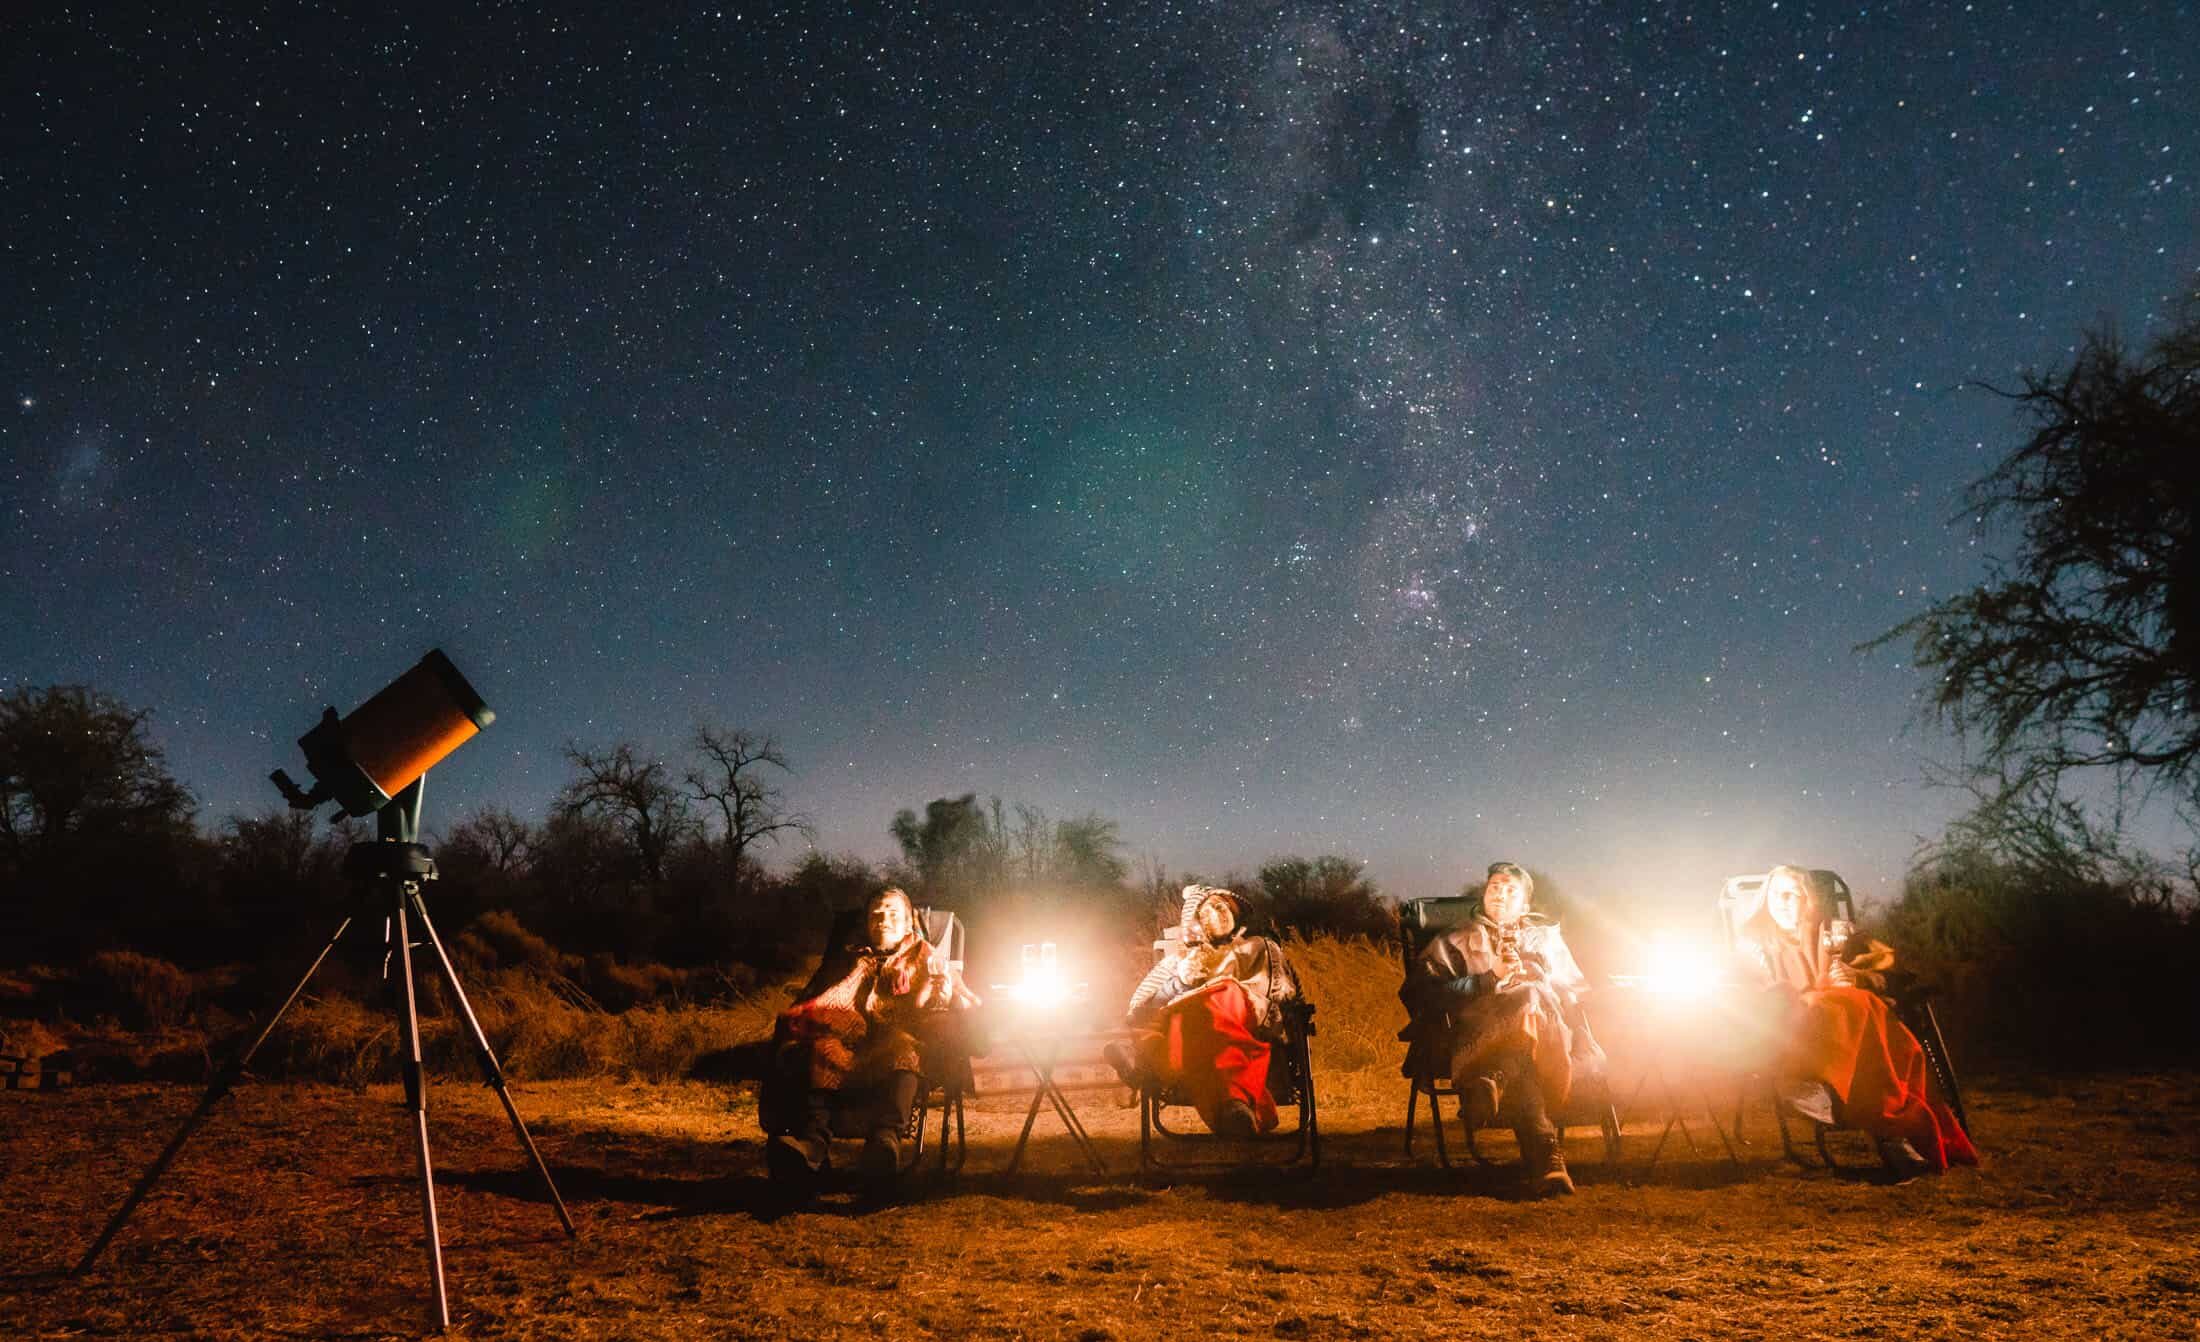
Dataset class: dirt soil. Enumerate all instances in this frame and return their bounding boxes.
[4,1071,2197,1340]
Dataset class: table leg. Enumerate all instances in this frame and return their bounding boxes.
[1006,1052,1052,1174]
[1043,1078,1107,1176]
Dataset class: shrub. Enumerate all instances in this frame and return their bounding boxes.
[580,952,689,1011]
[453,908,576,977]
[1887,845,2200,1067]
[258,993,399,1087]
[83,949,195,1031]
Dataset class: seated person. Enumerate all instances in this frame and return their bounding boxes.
[1734,865,1977,1174]
[759,887,977,1184]
[1403,860,1601,1196]
[1108,885,1300,1138]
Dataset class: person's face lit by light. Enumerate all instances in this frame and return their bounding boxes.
[1193,893,1237,943]
[1765,875,1805,934]
[867,890,914,952]
[1482,873,1528,925]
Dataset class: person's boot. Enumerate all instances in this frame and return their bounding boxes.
[1875,1136,1929,1179]
[768,1131,827,1186]
[861,1128,904,1180]
[1103,1041,1147,1088]
[1524,1133,1575,1197]
[1212,1100,1259,1139]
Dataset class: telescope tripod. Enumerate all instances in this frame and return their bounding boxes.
[73,780,576,1333]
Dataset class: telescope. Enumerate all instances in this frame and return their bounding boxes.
[77,647,572,1333]
[271,648,494,818]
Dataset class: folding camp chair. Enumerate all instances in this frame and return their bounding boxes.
[1398,894,1622,1169]
[803,905,974,1177]
[1717,870,1968,1172]
[1135,922,1320,1174]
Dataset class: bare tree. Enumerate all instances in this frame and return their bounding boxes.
[555,742,696,886]
[1871,302,2200,823]
[1009,803,1053,884]
[437,806,537,900]
[683,724,813,893]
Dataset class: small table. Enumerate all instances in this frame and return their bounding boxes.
[998,1033,1111,1176]
[979,986,1114,1177]
[1604,977,1753,1178]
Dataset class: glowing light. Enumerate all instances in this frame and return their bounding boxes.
[995,941,1082,1012]
[1623,936,1731,1003]
[1002,967,1072,1009]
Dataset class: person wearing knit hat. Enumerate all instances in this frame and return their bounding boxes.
[1402,861,1598,1196]
[1110,884,1300,1138]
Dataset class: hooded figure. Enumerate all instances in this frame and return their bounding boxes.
[1734,865,1976,1173]
[1114,885,1301,1137]
[1403,861,1600,1196]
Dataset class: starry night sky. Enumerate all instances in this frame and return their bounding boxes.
[5,2,2195,908]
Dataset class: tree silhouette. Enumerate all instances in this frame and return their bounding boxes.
[0,685,198,955]
[554,742,696,887]
[888,794,1008,902]
[440,806,537,881]
[683,724,813,895]
[1050,813,1129,890]
[1258,854,1392,938]
[0,684,194,871]
[1872,302,2200,818]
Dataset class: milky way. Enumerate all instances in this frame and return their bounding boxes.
[3,3,2194,905]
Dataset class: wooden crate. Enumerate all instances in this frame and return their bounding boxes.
[1,1052,71,1091]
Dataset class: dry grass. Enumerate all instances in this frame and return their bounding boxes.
[10,933,1410,1094]
[243,979,791,1087]
[3,1069,2196,1340]
[7,934,2197,1339]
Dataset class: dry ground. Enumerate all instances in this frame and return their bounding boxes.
[4,1068,2198,1341]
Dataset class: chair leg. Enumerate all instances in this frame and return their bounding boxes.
[1771,1083,1808,1167]
[1431,1088,1452,1169]
[1300,1031,1320,1171]
[1404,1083,1420,1158]
[1915,1002,1970,1134]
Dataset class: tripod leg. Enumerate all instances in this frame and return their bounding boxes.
[408,892,577,1236]
[74,916,354,1276]
[394,900,452,1332]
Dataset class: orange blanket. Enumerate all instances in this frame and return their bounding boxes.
[1793,986,1978,1171]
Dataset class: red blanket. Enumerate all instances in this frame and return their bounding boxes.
[1138,978,1278,1134]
